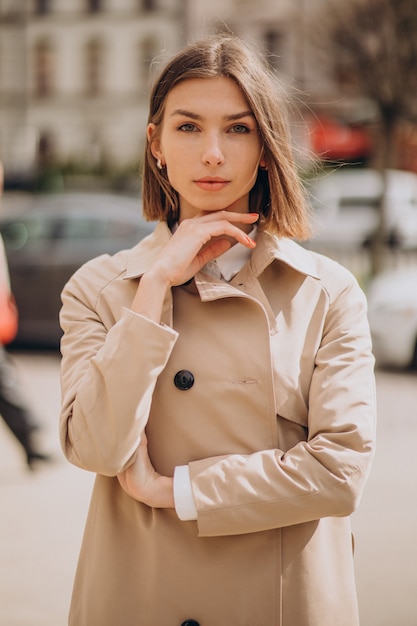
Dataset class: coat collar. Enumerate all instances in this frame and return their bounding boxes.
[250,229,320,280]
[123,221,320,281]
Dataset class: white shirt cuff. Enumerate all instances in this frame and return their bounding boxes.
[173,465,197,521]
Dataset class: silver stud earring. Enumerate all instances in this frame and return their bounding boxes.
[156,158,163,170]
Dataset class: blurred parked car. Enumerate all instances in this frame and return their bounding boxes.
[306,168,417,250]
[367,266,417,369]
[0,192,155,348]
[308,115,373,164]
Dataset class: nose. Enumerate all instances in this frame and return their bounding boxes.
[202,132,225,165]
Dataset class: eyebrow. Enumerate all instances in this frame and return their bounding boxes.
[170,109,255,121]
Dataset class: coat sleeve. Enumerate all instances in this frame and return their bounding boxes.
[188,275,377,537]
[0,235,12,293]
[59,261,178,476]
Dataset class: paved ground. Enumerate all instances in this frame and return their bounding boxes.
[0,352,416,626]
[0,352,94,626]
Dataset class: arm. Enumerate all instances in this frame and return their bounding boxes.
[60,212,258,498]
[187,277,376,536]
[59,268,179,476]
[116,210,258,507]
[0,236,12,292]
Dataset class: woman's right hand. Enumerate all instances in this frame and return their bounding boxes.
[152,210,258,288]
[130,210,258,322]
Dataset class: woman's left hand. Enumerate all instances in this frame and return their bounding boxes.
[117,433,175,509]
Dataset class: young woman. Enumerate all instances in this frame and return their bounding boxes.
[60,34,376,626]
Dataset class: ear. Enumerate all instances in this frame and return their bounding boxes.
[147,123,164,162]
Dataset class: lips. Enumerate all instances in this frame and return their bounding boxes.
[194,177,230,192]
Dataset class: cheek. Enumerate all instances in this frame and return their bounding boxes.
[164,143,192,182]
[164,162,185,192]
[237,151,262,179]
[163,141,189,170]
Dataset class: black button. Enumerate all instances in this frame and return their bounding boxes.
[174,370,195,390]
[181,621,200,626]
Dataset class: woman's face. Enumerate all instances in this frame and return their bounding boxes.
[148,77,265,221]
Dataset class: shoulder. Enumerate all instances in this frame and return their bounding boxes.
[299,244,366,308]
[260,234,362,303]
[286,241,368,315]
[267,239,370,338]
[61,247,132,309]
[304,247,361,301]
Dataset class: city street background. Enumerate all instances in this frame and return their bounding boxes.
[0,351,416,626]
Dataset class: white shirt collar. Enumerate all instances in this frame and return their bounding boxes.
[170,223,257,282]
[205,226,257,281]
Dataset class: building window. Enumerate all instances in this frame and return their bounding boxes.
[34,39,55,97]
[139,36,158,84]
[34,0,50,14]
[142,0,157,12]
[85,39,104,96]
[87,0,102,13]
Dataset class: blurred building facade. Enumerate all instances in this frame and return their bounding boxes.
[0,0,186,180]
[0,0,328,181]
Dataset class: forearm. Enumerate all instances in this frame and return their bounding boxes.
[60,305,178,475]
[188,281,376,537]
[130,269,171,323]
[189,432,374,537]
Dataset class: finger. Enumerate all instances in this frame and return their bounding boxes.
[197,238,232,266]
[197,222,257,249]
[179,217,256,246]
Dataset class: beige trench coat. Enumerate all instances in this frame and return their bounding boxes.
[60,222,376,626]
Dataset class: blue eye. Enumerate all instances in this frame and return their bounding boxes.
[179,123,197,132]
[230,124,249,134]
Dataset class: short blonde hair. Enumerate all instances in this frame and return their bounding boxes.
[142,34,311,240]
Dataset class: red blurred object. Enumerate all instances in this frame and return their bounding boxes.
[309,116,373,162]
[0,293,18,345]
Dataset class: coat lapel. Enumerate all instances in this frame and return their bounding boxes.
[120,221,321,332]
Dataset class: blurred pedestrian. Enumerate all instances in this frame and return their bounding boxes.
[0,160,52,470]
[60,35,376,626]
